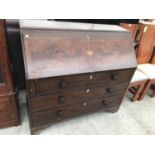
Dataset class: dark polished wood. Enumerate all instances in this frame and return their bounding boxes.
[20,20,137,134]
[0,94,19,127]
[29,69,133,96]
[3,19,139,91]
[20,22,136,79]
[0,20,13,93]
[30,81,129,112]
[31,95,123,128]
[0,20,20,128]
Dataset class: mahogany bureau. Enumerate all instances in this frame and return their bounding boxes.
[20,20,137,134]
[0,20,20,128]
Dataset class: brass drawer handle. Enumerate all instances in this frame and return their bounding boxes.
[111,73,118,80]
[59,81,66,88]
[58,96,65,104]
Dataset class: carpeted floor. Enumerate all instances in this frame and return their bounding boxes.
[0,91,155,135]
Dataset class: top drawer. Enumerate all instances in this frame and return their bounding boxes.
[29,69,134,96]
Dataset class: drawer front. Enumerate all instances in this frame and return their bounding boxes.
[30,82,128,112]
[94,69,133,83]
[31,95,123,127]
[30,69,133,96]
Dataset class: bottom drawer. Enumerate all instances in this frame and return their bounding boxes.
[31,95,123,127]
[0,94,19,128]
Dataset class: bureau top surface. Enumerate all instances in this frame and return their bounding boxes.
[20,20,137,80]
[20,20,128,32]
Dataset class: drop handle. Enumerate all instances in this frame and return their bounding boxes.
[111,73,118,80]
[58,96,65,104]
[106,88,112,93]
[59,81,66,88]
[57,110,63,117]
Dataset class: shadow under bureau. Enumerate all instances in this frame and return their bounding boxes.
[20,20,137,134]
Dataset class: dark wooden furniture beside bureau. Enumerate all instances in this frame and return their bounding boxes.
[5,19,26,90]
[20,20,137,134]
[0,20,20,128]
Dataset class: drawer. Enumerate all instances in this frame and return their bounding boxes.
[29,69,133,96]
[29,82,128,112]
[31,94,123,127]
[94,69,133,83]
